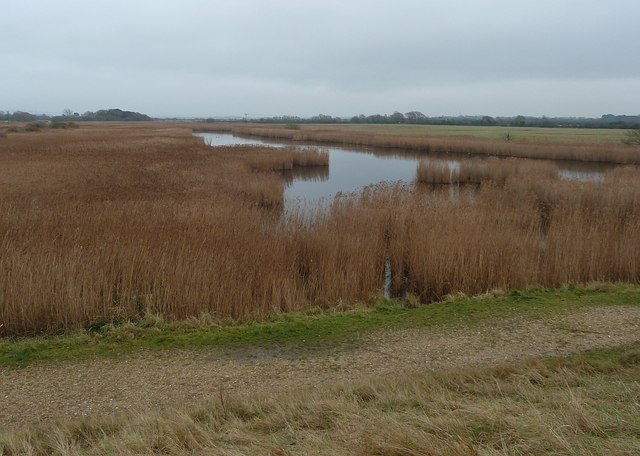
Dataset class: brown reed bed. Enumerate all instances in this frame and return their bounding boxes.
[209,145,327,207]
[417,157,559,185]
[1,123,639,336]
[416,159,454,184]
[240,146,329,172]
[199,123,640,164]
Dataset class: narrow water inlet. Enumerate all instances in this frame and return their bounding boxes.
[197,132,618,209]
[383,257,392,299]
[197,132,422,207]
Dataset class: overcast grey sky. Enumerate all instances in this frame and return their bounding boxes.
[2,0,639,118]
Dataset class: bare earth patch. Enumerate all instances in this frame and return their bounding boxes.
[1,305,639,429]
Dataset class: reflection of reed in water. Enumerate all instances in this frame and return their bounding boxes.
[417,157,559,186]
[281,166,330,186]
[558,159,611,182]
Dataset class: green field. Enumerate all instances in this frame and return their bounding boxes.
[335,124,629,142]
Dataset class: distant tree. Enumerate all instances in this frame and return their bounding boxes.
[9,111,36,121]
[622,129,640,145]
[389,111,406,123]
[405,111,427,122]
[310,114,334,123]
[62,108,73,117]
[511,115,526,127]
[481,116,496,125]
[92,109,151,121]
[373,114,388,123]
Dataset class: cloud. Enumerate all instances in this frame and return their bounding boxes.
[1,0,639,116]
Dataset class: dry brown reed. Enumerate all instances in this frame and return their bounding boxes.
[1,124,639,335]
[203,123,640,164]
[416,159,453,184]
[194,144,327,207]
[418,157,559,185]
[231,146,328,172]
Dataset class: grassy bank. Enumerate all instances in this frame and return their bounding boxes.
[2,341,639,455]
[205,123,640,163]
[2,284,639,368]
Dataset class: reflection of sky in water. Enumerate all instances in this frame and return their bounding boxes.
[197,133,615,207]
[197,132,285,147]
[559,169,604,182]
[285,147,419,205]
[198,133,421,206]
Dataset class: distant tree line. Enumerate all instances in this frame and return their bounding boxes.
[252,112,640,129]
[0,108,152,122]
[3,108,639,129]
[0,111,42,122]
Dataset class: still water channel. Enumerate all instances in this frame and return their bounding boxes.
[197,132,610,208]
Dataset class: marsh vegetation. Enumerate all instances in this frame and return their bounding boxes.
[0,123,639,336]
[204,123,640,164]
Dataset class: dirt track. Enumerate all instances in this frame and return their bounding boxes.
[2,305,639,429]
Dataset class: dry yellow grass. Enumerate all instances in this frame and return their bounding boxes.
[1,123,639,335]
[2,346,639,455]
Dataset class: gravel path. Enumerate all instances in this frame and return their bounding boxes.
[2,305,639,429]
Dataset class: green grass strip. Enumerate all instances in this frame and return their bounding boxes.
[1,283,639,368]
